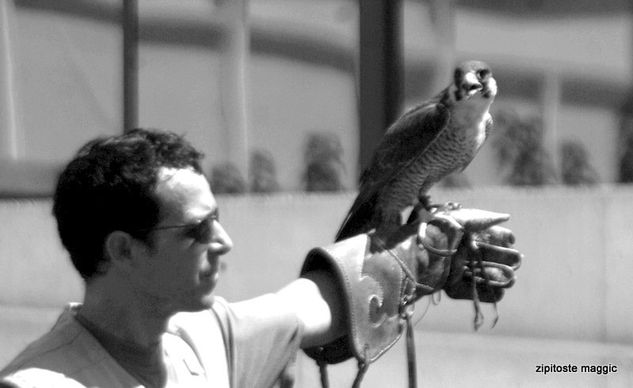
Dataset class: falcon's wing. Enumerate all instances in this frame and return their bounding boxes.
[335,98,451,241]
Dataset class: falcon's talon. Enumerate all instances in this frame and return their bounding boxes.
[445,202,462,211]
[428,202,444,211]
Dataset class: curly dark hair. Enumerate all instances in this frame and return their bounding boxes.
[53,128,204,280]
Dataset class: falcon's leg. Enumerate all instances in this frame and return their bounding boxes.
[405,200,434,225]
[405,192,436,225]
[417,192,462,214]
[417,185,441,211]
[419,193,433,211]
[371,213,403,252]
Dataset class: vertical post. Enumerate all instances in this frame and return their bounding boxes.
[217,0,249,179]
[123,0,138,132]
[0,0,19,159]
[358,0,403,175]
[429,0,456,92]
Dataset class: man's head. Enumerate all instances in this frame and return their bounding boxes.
[53,128,207,280]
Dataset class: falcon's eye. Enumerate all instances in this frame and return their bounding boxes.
[477,69,490,80]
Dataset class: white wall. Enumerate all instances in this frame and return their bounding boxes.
[2,187,633,386]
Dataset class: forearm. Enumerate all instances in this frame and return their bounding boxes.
[291,204,522,372]
[276,270,345,349]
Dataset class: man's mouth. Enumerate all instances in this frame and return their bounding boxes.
[201,260,219,279]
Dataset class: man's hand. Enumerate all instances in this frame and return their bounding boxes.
[443,212,521,303]
[299,201,523,368]
[411,203,522,329]
[413,204,522,302]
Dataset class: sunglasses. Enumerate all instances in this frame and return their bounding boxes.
[137,213,219,244]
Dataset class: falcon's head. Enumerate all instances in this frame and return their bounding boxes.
[451,60,497,102]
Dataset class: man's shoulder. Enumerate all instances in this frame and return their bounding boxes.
[0,327,86,387]
[2,311,80,372]
[169,297,227,331]
[0,307,111,388]
[1,367,86,388]
[169,295,299,334]
[167,297,229,349]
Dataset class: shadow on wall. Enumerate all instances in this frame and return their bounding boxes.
[210,131,346,194]
[302,131,346,192]
[492,109,599,187]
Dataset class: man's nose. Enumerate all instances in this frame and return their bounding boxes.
[209,221,233,255]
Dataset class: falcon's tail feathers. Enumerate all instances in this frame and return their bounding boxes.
[334,195,377,242]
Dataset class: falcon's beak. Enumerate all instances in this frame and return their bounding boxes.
[463,72,483,98]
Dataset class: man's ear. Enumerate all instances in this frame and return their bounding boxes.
[104,231,137,272]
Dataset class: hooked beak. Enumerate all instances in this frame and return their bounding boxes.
[462,72,483,97]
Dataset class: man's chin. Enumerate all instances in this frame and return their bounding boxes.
[196,294,215,310]
[178,294,216,313]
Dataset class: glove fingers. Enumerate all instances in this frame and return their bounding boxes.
[466,263,516,288]
[476,225,515,247]
[442,208,510,233]
[476,285,505,303]
[476,242,522,270]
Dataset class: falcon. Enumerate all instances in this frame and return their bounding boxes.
[335,60,497,246]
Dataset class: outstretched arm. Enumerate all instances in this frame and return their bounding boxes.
[281,203,522,354]
[276,270,346,349]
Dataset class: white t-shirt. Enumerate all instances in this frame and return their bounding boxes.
[0,295,302,388]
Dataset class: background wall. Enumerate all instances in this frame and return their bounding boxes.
[2,0,632,194]
[1,187,633,386]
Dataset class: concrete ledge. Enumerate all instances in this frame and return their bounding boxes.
[297,330,633,388]
[2,303,631,387]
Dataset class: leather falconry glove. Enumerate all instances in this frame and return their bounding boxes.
[300,202,522,388]
[416,204,522,302]
[420,204,522,330]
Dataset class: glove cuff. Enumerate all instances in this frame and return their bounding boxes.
[300,234,418,365]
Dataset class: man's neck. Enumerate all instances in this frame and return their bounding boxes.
[77,277,175,387]
[79,276,172,349]
[75,306,168,388]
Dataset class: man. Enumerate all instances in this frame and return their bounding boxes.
[0,129,521,387]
